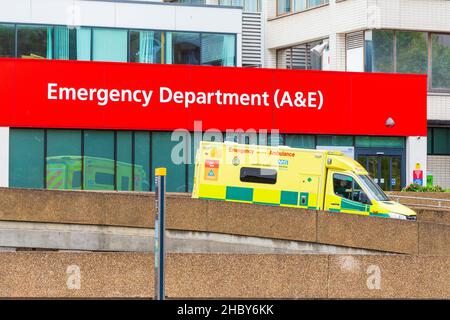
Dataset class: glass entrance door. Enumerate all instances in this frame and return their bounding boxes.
[357,155,402,191]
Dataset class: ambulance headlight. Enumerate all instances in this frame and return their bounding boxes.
[388,213,407,220]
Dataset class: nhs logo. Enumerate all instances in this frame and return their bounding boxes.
[278,159,289,166]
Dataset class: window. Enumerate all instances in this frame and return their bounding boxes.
[9,129,45,188]
[240,167,277,184]
[277,0,291,15]
[428,127,450,155]
[92,28,128,62]
[73,27,91,61]
[359,175,389,202]
[83,130,115,190]
[46,130,82,190]
[365,30,394,73]
[0,24,15,57]
[293,1,306,12]
[333,173,370,204]
[396,31,428,74]
[116,131,133,191]
[365,30,449,91]
[431,34,450,90]
[152,131,187,192]
[201,33,235,66]
[1,23,236,67]
[168,32,200,65]
[277,40,324,70]
[134,131,151,191]
[317,135,353,146]
[277,0,328,15]
[17,25,51,59]
[220,0,260,12]
[355,136,405,148]
[130,30,163,64]
[285,135,315,149]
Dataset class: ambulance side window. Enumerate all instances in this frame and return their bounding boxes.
[333,173,370,204]
[240,167,277,184]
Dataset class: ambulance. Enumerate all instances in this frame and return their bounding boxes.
[192,141,416,220]
[46,156,148,191]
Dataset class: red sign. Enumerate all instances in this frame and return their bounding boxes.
[0,58,427,136]
[413,170,423,184]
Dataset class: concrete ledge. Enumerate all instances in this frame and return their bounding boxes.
[0,188,152,227]
[416,208,450,225]
[1,188,447,255]
[0,221,379,254]
[0,252,448,298]
[317,211,418,254]
[419,222,450,256]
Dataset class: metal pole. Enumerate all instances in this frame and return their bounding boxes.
[154,167,166,300]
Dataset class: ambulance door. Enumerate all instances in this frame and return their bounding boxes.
[324,171,372,216]
[298,174,321,209]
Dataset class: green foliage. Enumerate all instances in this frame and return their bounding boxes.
[402,183,447,192]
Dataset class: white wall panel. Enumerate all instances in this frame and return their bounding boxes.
[115,2,176,31]
[0,127,9,188]
[31,0,75,25]
[75,0,116,27]
[0,0,31,23]
[174,6,241,34]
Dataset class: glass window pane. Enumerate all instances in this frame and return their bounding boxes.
[134,131,151,191]
[294,0,306,12]
[84,130,115,190]
[117,131,133,191]
[130,30,162,63]
[433,128,450,155]
[0,24,15,57]
[201,33,236,66]
[74,27,91,61]
[92,28,128,62]
[244,0,259,12]
[308,0,327,8]
[317,135,353,146]
[427,128,432,154]
[169,32,200,65]
[9,129,44,188]
[17,25,51,59]
[355,136,405,148]
[278,0,291,14]
[152,131,187,192]
[431,34,450,90]
[367,30,394,73]
[47,130,82,190]
[285,135,316,149]
[396,31,428,74]
[53,26,70,60]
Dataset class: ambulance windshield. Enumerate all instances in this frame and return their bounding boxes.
[359,175,389,201]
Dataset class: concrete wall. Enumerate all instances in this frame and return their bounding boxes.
[0,220,380,254]
[0,252,448,298]
[1,188,450,255]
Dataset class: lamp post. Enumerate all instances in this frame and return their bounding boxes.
[154,167,166,300]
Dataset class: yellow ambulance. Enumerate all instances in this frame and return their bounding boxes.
[192,141,416,220]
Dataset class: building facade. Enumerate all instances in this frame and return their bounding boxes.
[264,0,450,189]
[0,0,442,192]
